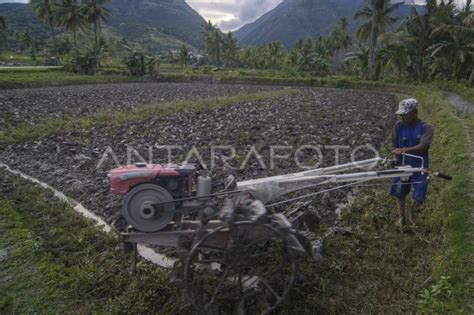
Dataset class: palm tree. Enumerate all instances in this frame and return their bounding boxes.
[30,0,59,56]
[344,46,369,78]
[425,0,474,81]
[0,16,6,32]
[381,5,433,80]
[19,31,32,53]
[0,16,6,31]
[338,16,349,32]
[0,16,7,50]
[377,44,409,78]
[239,47,252,68]
[179,44,190,66]
[354,0,404,80]
[56,0,86,47]
[329,20,352,51]
[81,0,111,46]
[429,13,474,81]
[266,41,283,70]
[222,32,238,67]
[58,35,73,55]
[204,27,223,66]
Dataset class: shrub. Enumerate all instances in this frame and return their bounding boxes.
[122,50,147,77]
[65,47,98,75]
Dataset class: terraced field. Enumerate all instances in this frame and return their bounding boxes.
[0,82,279,128]
[7,82,446,314]
[0,83,397,230]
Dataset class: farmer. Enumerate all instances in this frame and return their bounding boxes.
[390,98,434,225]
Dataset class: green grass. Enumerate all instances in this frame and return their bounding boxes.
[0,69,136,89]
[407,86,473,312]
[0,170,180,314]
[0,51,46,65]
[0,88,296,146]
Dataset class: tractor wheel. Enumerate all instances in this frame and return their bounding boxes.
[184,221,297,314]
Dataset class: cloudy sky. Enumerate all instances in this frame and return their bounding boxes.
[0,0,468,31]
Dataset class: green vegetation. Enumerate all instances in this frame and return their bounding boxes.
[354,0,404,80]
[0,89,296,146]
[0,51,46,65]
[2,0,472,86]
[0,68,134,89]
[195,0,474,84]
[0,170,179,314]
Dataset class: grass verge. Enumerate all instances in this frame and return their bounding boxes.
[0,69,136,89]
[0,88,296,146]
[0,169,179,314]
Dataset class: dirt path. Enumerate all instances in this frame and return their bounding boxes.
[444,92,474,307]
[444,92,474,115]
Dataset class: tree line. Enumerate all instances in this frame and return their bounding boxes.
[1,0,472,83]
[29,0,111,52]
[202,0,474,83]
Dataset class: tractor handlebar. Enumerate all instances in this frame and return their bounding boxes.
[433,172,453,181]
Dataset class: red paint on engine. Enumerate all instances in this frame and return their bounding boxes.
[108,164,181,195]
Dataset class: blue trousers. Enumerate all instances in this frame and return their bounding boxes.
[389,172,429,202]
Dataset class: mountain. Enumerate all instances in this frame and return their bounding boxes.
[0,0,207,51]
[235,0,418,47]
[107,0,206,49]
[0,3,50,38]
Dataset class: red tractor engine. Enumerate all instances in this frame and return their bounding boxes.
[108,163,203,232]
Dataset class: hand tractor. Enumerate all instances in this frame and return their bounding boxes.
[108,154,451,314]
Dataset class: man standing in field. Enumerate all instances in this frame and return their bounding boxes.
[390,98,434,225]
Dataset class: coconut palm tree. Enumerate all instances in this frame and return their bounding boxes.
[354,0,404,80]
[294,39,317,72]
[329,22,352,51]
[0,16,6,32]
[204,27,223,66]
[56,0,86,47]
[30,0,59,55]
[222,32,239,67]
[266,41,283,70]
[430,13,474,81]
[0,16,7,50]
[81,0,111,46]
[179,44,190,66]
[19,31,32,53]
[377,44,410,78]
[380,5,433,80]
[344,46,369,78]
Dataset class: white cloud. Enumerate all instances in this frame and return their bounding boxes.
[0,0,28,3]
[187,0,283,31]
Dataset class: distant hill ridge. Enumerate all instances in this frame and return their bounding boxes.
[235,0,420,47]
[0,0,207,51]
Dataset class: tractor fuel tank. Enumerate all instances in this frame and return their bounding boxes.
[197,176,212,199]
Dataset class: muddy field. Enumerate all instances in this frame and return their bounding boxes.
[0,85,397,231]
[0,82,279,128]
